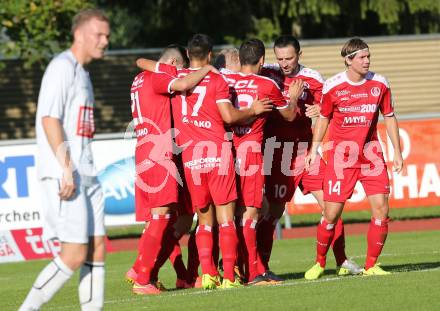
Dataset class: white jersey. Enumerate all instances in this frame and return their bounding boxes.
[36,50,96,181]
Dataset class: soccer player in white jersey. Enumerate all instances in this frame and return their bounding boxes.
[20,9,110,310]
[304,37,403,279]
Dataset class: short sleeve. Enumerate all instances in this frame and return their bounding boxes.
[37,57,74,119]
[152,72,178,95]
[268,82,288,109]
[309,78,324,104]
[379,84,394,117]
[320,90,334,118]
[156,62,177,76]
[152,63,178,95]
[215,75,231,104]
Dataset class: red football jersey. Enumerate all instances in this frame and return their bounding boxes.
[320,71,394,167]
[171,68,231,148]
[261,64,324,142]
[130,63,177,162]
[222,72,288,147]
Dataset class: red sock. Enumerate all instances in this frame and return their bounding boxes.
[365,217,389,270]
[219,221,238,282]
[235,218,245,277]
[331,218,347,266]
[132,227,148,273]
[186,229,199,283]
[169,240,187,281]
[136,215,171,285]
[196,225,218,276]
[150,217,180,281]
[316,218,336,268]
[256,215,277,274]
[240,219,258,281]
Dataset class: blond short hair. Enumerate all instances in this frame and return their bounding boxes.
[214,48,240,70]
[71,8,109,35]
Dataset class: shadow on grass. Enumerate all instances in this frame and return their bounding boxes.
[278,269,340,280]
[277,261,440,281]
[383,261,440,273]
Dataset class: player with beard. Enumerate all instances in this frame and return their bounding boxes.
[259,35,362,281]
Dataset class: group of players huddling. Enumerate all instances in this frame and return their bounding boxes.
[126,33,403,294]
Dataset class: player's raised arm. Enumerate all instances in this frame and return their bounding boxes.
[217,97,273,125]
[140,57,219,92]
[136,58,157,71]
[170,65,219,91]
[273,79,303,122]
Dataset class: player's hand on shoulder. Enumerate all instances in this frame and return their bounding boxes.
[305,103,321,118]
[251,96,273,116]
[288,79,304,101]
[59,167,76,200]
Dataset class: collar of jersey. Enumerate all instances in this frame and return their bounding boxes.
[238,71,255,77]
[189,67,202,70]
[344,71,367,86]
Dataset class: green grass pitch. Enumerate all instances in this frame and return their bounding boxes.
[1,230,439,310]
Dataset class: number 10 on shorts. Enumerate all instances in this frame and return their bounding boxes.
[328,180,341,196]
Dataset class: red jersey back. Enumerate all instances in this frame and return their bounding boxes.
[171,68,231,148]
[320,71,394,166]
[262,64,324,142]
[222,72,288,147]
[130,63,177,162]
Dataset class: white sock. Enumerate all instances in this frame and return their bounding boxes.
[79,261,105,311]
[19,257,73,311]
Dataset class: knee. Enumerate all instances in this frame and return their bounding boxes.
[197,212,213,226]
[243,207,259,221]
[323,210,339,224]
[61,247,87,270]
[87,237,106,262]
[372,202,389,219]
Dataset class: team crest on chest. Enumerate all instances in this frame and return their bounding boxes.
[370,87,380,97]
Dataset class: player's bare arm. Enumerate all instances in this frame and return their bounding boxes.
[305,116,329,171]
[41,116,76,200]
[384,115,404,173]
[171,65,219,91]
[136,58,156,71]
[137,57,219,91]
[217,97,273,125]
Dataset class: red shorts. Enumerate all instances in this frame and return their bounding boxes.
[323,161,390,202]
[265,145,325,204]
[182,146,237,210]
[236,151,264,208]
[135,159,179,221]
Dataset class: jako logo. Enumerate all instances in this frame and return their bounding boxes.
[98,157,135,215]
